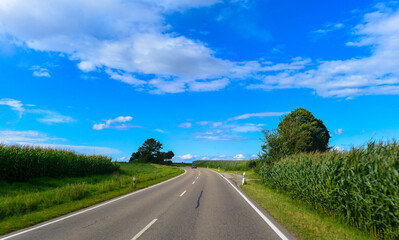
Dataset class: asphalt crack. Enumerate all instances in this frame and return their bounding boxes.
[196,190,203,209]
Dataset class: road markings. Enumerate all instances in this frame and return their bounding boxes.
[192,181,195,184]
[196,176,199,179]
[216,172,289,240]
[0,170,187,240]
[131,219,157,240]
[179,190,186,197]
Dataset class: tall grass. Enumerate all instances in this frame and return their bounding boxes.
[0,144,118,182]
[193,160,249,171]
[260,141,399,239]
[0,163,182,221]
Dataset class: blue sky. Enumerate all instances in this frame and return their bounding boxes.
[1,0,399,162]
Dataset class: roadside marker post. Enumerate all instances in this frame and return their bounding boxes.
[133,177,136,188]
[242,172,245,185]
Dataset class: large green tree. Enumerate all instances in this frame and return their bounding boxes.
[129,138,174,164]
[261,108,330,163]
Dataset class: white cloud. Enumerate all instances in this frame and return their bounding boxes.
[0,0,317,95]
[0,130,65,144]
[179,154,193,159]
[249,4,399,98]
[228,111,289,121]
[93,116,134,130]
[334,128,344,135]
[196,121,210,126]
[251,154,258,158]
[30,65,50,78]
[233,154,245,159]
[0,98,74,123]
[178,122,192,128]
[0,98,24,117]
[188,78,230,92]
[17,142,120,155]
[154,129,166,133]
[231,123,263,132]
[313,22,345,35]
[30,109,75,124]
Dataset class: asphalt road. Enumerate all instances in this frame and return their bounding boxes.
[1,168,297,240]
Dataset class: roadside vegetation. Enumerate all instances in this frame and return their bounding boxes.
[0,144,118,182]
[246,108,399,239]
[192,160,251,171]
[260,142,399,239]
[0,144,183,235]
[241,180,374,240]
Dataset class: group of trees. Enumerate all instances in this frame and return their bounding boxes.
[129,108,329,167]
[260,108,330,165]
[129,138,174,165]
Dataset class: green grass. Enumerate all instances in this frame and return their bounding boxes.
[0,163,184,236]
[241,180,374,240]
[193,160,250,171]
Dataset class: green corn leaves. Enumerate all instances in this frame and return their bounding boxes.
[260,141,399,239]
[0,144,119,182]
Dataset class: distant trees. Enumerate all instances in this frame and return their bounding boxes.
[260,108,330,164]
[129,138,174,165]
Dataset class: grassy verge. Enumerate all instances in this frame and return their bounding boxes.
[241,180,374,240]
[201,167,260,179]
[0,163,183,236]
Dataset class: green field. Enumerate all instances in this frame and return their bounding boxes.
[192,160,250,171]
[0,162,184,235]
[0,144,118,182]
[242,180,373,240]
[260,141,399,239]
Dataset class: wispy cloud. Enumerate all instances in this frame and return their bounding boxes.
[30,65,50,78]
[179,154,193,160]
[334,128,344,135]
[0,98,24,117]
[178,122,192,128]
[17,142,120,155]
[0,98,74,123]
[154,129,167,133]
[0,130,65,144]
[227,111,289,121]
[93,116,137,130]
[248,4,399,98]
[312,23,345,35]
[30,109,75,124]
[0,130,119,155]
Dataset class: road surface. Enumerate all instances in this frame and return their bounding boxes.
[1,168,297,240]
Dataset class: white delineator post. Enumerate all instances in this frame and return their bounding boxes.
[242,172,245,185]
[133,177,136,188]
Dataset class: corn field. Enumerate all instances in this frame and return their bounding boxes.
[0,144,119,182]
[260,141,399,239]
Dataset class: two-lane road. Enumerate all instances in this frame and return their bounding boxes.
[1,168,297,240]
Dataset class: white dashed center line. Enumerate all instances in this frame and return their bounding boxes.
[179,190,186,197]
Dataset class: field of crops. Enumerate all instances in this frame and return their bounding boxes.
[192,160,249,171]
[0,162,183,235]
[0,144,118,182]
[260,141,399,239]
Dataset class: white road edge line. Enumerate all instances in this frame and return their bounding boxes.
[0,170,187,240]
[179,190,186,197]
[192,181,195,184]
[216,172,289,240]
[131,218,157,240]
